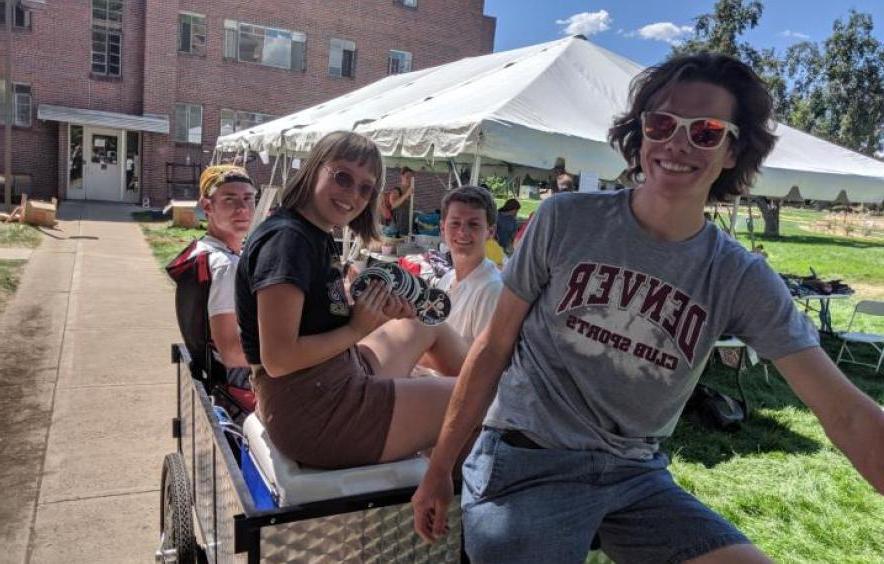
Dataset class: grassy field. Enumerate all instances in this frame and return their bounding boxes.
[0,222,43,248]
[134,211,206,266]
[731,208,884,335]
[139,205,884,562]
[0,259,26,315]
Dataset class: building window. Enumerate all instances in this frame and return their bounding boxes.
[395,0,418,8]
[91,0,123,77]
[13,84,30,127]
[0,81,31,127]
[224,19,306,71]
[329,38,356,78]
[178,12,206,56]
[0,1,33,29]
[174,103,202,144]
[219,109,276,137]
[387,50,412,74]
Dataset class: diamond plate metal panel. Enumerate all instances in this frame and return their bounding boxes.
[215,452,246,564]
[194,398,217,562]
[180,376,194,489]
[260,499,462,563]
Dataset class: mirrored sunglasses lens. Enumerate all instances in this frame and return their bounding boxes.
[644,112,677,141]
[689,119,727,148]
[333,170,355,189]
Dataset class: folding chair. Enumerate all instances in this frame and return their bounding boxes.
[835,300,884,373]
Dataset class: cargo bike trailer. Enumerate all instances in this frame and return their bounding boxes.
[157,344,464,563]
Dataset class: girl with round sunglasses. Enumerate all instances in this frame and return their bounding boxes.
[413,53,883,563]
[236,131,468,469]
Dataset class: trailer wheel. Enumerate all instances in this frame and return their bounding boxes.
[159,453,196,563]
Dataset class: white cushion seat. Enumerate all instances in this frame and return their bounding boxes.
[243,413,428,507]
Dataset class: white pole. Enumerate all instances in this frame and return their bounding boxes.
[408,174,415,238]
[268,154,280,187]
[450,160,463,187]
[729,195,741,235]
[470,152,482,185]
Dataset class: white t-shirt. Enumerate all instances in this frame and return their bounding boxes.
[438,258,503,343]
[191,235,239,318]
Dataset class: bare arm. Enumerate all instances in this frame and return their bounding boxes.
[391,180,414,207]
[412,288,532,542]
[774,347,884,494]
[257,281,404,377]
[209,313,248,368]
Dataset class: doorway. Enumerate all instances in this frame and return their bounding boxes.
[67,125,140,202]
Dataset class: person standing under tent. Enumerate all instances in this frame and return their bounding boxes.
[391,166,415,237]
[412,52,884,563]
[495,198,521,254]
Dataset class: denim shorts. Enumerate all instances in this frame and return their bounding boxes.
[461,428,750,564]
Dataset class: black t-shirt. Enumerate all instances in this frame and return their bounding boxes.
[236,209,350,366]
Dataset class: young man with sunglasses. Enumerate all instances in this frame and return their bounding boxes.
[413,53,884,563]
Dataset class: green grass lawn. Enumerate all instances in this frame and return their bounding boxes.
[667,333,884,563]
[134,212,206,266]
[0,222,43,247]
[731,208,884,335]
[494,197,541,219]
[0,259,26,315]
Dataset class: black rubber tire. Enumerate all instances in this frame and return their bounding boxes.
[160,452,197,563]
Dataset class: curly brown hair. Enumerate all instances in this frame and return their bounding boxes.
[608,52,777,201]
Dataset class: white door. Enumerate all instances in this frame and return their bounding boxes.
[82,126,124,201]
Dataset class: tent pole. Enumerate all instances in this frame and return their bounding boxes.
[408,174,415,238]
[268,154,280,188]
[746,197,756,249]
[450,160,462,187]
[729,195,741,235]
[470,153,481,185]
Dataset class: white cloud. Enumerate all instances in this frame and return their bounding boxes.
[556,10,612,36]
[780,30,811,40]
[636,22,693,45]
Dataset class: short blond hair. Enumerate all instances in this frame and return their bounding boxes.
[199,165,254,199]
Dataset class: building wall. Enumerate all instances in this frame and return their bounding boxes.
[0,0,495,204]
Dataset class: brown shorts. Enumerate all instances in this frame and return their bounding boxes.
[252,347,396,469]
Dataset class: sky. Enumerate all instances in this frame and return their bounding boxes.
[483,1,884,66]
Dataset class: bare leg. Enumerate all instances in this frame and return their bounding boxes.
[359,319,468,378]
[378,377,456,462]
[685,544,772,564]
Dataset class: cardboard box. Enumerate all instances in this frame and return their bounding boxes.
[21,194,58,228]
[163,200,200,228]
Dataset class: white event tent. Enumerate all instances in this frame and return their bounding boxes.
[215,35,884,204]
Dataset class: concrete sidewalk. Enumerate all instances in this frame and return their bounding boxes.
[0,202,179,563]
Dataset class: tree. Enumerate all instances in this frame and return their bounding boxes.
[783,11,884,157]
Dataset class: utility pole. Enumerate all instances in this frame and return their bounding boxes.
[3,0,13,211]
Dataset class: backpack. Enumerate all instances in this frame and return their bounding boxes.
[166,240,254,413]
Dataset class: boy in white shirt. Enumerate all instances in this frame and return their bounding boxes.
[437,186,503,343]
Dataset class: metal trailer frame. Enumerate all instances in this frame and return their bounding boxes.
[159,344,463,563]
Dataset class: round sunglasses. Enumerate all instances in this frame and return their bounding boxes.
[324,166,376,199]
[641,111,740,150]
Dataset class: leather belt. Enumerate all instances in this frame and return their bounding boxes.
[500,429,545,449]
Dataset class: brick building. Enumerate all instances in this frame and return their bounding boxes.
[0,0,495,205]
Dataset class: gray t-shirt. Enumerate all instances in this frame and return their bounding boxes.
[485,190,819,459]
